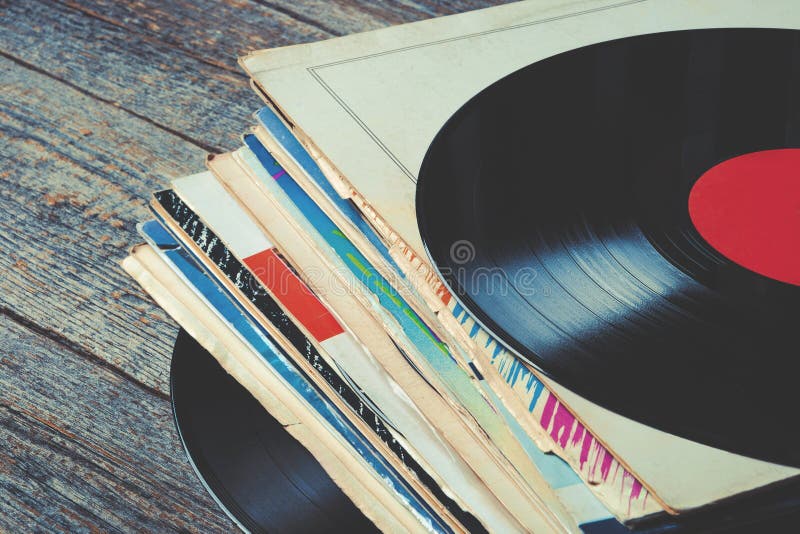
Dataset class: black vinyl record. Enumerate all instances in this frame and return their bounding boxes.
[170,329,375,533]
[417,28,800,466]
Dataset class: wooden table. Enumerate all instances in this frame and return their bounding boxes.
[0,0,510,530]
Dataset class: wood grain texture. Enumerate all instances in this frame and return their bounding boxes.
[0,0,512,530]
[1,53,197,395]
[0,313,231,532]
[255,0,521,33]
[2,0,259,151]
[57,0,332,62]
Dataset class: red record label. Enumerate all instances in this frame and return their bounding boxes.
[688,148,800,286]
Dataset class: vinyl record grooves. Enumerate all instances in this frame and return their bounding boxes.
[417,28,800,466]
[170,329,374,533]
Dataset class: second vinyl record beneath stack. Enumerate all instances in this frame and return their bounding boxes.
[417,28,800,467]
[170,329,374,533]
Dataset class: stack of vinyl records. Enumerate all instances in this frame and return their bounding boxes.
[124,1,800,532]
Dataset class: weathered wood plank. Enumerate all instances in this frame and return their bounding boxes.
[393,0,514,17]
[0,313,233,532]
[2,0,512,152]
[56,0,333,72]
[1,0,259,151]
[0,54,198,394]
[59,0,512,56]
[254,0,514,33]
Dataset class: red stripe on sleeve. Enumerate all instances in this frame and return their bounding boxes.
[243,248,345,342]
